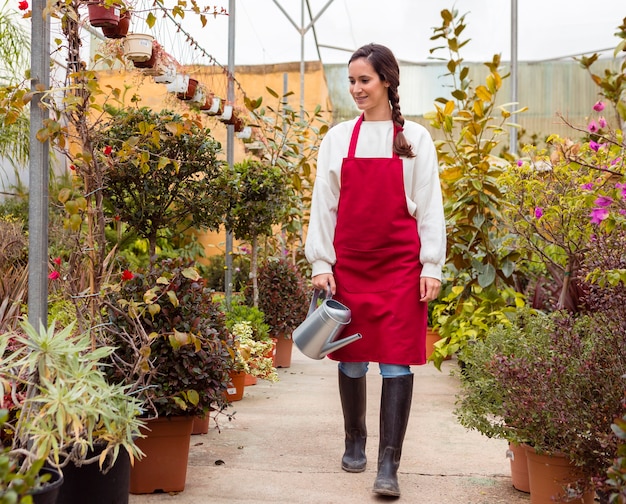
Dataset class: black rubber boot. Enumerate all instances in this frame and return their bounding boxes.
[338,370,367,472]
[373,374,414,497]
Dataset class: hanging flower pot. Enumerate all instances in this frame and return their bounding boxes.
[166,74,189,94]
[233,113,245,132]
[101,9,130,38]
[236,126,253,140]
[176,77,198,101]
[198,93,214,111]
[202,96,222,116]
[133,41,156,69]
[189,85,206,107]
[122,33,154,62]
[219,104,233,123]
[87,2,121,28]
[152,63,177,84]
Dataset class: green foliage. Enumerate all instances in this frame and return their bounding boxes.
[0,320,145,472]
[605,410,626,503]
[244,256,309,338]
[485,310,625,495]
[220,158,290,241]
[96,106,225,257]
[218,293,270,342]
[102,258,234,417]
[203,253,250,293]
[426,8,527,367]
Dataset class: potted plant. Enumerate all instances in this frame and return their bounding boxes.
[0,319,144,503]
[457,303,625,503]
[220,293,277,386]
[101,258,235,494]
[244,256,309,368]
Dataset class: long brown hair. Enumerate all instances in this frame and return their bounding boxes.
[349,43,415,158]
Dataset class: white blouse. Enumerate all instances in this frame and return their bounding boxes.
[305,117,446,281]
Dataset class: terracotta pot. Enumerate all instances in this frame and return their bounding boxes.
[87,3,120,28]
[177,78,198,101]
[191,415,210,435]
[507,442,530,493]
[425,328,450,360]
[123,33,154,62]
[274,335,293,368]
[244,372,257,386]
[524,445,595,504]
[202,96,223,116]
[225,370,246,401]
[130,416,193,494]
[102,10,129,38]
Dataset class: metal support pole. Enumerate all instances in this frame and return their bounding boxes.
[224,0,235,307]
[28,2,51,329]
[510,0,518,156]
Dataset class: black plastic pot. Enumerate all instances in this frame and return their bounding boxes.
[56,446,130,504]
[31,467,64,504]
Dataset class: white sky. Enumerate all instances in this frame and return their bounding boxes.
[142,0,625,67]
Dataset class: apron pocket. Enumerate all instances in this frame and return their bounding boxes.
[335,246,397,293]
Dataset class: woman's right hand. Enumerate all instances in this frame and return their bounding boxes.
[312,273,336,296]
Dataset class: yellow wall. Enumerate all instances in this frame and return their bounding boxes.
[96,60,331,257]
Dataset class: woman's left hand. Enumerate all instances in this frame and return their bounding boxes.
[420,277,441,302]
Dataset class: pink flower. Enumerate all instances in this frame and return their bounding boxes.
[53,257,62,266]
[611,157,622,166]
[121,270,134,281]
[580,182,594,191]
[590,207,609,224]
[516,159,523,167]
[589,141,600,152]
[598,116,607,128]
[18,0,28,10]
[594,196,613,207]
[48,271,60,280]
[588,120,598,133]
[534,207,543,219]
[593,101,605,112]
[616,183,626,198]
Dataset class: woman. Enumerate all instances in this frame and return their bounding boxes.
[305,43,446,497]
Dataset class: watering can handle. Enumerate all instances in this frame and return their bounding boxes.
[307,288,332,317]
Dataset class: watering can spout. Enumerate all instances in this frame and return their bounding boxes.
[318,333,362,359]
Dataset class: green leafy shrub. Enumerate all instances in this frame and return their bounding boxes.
[244,256,309,338]
[102,258,234,417]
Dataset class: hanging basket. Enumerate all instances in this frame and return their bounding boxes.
[198,93,214,111]
[123,33,154,62]
[176,78,198,100]
[133,41,156,69]
[152,63,177,83]
[189,85,207,107]
[236,126,252,140]
[166,74,190,94]
[202,96,222,116]
[219,104,233,122]
[101,9,129,38]
[87,2,121,28]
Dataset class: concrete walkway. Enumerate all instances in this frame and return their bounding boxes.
[129,347,531,504]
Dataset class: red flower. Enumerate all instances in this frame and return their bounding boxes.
[114,215,121,221]
[53,257,62,266]
[121,270,134,281]
[18,0,28,10]
[69,164,76,171]
[48,271,60,280]
[104,145,113,155]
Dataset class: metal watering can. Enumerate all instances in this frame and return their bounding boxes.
[293,289,362,360]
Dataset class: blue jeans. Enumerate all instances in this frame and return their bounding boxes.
[338,361,412,379]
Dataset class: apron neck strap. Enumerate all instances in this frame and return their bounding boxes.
[347,114,399,159]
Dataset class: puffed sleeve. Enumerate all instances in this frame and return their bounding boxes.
[404,123,446,281]
[305,127,343,277]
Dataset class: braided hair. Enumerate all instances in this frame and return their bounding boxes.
[349,44,415,158]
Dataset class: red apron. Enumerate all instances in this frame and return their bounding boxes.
[329,115,427,365]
